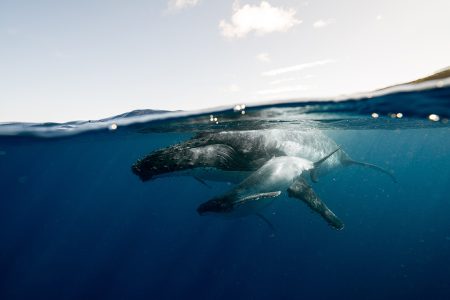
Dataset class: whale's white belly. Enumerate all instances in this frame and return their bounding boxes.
[226,157,314,217]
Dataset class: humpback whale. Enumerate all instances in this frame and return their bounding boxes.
[197,150,344,229]
[132,129,396,183]
[132,129,395,229]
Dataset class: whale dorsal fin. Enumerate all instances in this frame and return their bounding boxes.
[233,191,281,206]
[310,148,340,183]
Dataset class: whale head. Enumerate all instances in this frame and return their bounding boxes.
[197,195,235,215]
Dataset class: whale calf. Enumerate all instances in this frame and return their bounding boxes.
[132,129,396,229]
[197,150,344,229]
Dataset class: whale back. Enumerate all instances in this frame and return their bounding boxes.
[132,129,352,182]
[208,130,350,178]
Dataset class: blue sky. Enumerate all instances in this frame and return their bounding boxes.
[1,0,449,122]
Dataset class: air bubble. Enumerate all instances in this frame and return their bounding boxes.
[428,114,440,122]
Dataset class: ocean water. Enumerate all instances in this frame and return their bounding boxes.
[1,84,450,300]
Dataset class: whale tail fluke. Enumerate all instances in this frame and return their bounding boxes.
[256,213,276,236]
[344,159,397,183]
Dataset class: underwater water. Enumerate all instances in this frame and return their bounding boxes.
[1,84,450,300]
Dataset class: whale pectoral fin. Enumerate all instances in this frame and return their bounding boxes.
[310,148,340,183]
[310,169,319,183]
[287,177,344,230]
[313,147,340,168]
[233,191,281,206]
[343,158,398,183]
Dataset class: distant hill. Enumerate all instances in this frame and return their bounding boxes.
[99,109,171,121]
[406,67,450,84]
[379,67,450,91]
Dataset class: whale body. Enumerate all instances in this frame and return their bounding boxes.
[132,129,395,229]
[197,151,345,230]
[132,129,395,183]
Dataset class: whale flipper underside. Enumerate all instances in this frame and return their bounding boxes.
[288,177,344,230]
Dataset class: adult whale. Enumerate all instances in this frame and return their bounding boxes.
[132,129,396,184]
[132,129,396,229]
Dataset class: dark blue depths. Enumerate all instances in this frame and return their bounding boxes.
[0,128,449,300]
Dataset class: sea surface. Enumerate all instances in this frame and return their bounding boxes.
[1,82,450,300]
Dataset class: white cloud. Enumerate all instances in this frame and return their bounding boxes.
[262,59,335,76]
[256,52,271,63]
[227,84,240,92]
[220,1,301,39]
[313,19,335,28]
[257,85,310,95]
[269,75,314,85]
[54,50,71,59]
[168,0,199,10]
[5,28,19,36]
[270,77,296,85]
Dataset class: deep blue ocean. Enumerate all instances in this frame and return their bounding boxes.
[1,85,450,299]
